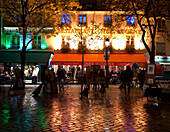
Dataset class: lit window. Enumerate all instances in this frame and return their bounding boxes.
[104,15,112,26]
[127,15,135,25]
[79,15,86,24]
[11,35,20,49]
[62,14,70,24]
[126,35,134,49]
[62,36,70,48]
[32,36,41,49]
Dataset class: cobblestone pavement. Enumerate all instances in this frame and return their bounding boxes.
[0,85,170,132]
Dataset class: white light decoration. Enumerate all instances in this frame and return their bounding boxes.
[135,37,145,50]
[112,37,126,50]
[47,36,62,50]
[70,36,79,49]
[105,38,110,47]
[86,36,103,50]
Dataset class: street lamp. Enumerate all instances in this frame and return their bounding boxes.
[105,38,110,88]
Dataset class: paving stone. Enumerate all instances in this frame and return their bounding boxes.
[0,85,170,131]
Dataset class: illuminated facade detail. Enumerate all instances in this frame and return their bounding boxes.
[4,11,167,53]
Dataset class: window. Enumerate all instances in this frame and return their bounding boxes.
[79,15,87,24]
[126,35,134,49]
[32,36,41,49]
[158,20,165,32]
[127,15,135,25]
[62,14,70,24]
[62,36,70,48]
[11,35,20,49]
[104,15,112,26]
[156,42,165,55]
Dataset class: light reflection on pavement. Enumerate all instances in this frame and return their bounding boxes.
[0,85,170,131]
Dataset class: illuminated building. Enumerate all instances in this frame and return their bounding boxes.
[0,10,169,81]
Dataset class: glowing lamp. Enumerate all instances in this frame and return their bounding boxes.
[105,38,110,47]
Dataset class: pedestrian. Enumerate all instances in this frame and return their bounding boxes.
[138,69,145,89]
[99,68,105,93]
[123,65,134,95]
[119,70,125,90]
[57,66,66,92]
[92,67,98,91]
[71,66,75,80]
[76,67,81,83]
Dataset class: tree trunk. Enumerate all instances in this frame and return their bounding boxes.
[21,51,26,89]
[150,52,155,64]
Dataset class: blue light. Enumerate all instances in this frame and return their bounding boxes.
[62,14,70,24]
[127,15,135,25]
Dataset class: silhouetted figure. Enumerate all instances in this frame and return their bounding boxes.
[57,66,66,92]
[119,70,125,90]
[123,66,133,95]
[92,67,98,91]
[99,69,105,93]
[138,69,145,89]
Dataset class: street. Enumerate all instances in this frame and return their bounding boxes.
[0,84,170,132]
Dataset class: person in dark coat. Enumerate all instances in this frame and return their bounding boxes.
[119,70,125,90]
[138,69,145,89]
[57,66,66,92]
[123,66,134,95]
[99,68,105,93]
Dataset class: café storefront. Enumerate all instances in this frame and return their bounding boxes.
[50,53,147,76]
[0,50,53,83]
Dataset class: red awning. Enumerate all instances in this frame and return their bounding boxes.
[50,53,147,66]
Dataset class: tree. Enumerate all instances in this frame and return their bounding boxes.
[103,0,169,63]
[0,0,80,89]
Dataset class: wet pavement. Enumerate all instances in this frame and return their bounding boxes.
[0,84,170,132]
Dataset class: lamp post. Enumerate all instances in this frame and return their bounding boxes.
[105,38,110,88]
[80,23,84,99]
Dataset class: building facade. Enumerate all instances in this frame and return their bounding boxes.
[0,10,170,80]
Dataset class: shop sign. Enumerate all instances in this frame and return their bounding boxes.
[56,28,142,35]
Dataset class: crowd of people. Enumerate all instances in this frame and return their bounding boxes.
[32,64,146,97]
[0,64,146,97]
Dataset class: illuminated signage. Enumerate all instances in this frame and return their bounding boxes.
[56,28,142,34]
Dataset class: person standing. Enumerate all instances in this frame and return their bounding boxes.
[99,68,105,93]
[92,67,98,92]
[57,66,66,92]
[138,69,145,89]
[123,66,134,95]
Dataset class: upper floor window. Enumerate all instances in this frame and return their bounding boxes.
[79,14,87,24]
[158,19,165,32]
[156,42,165,55]
[104,15,112,26]
[32,36,41,49]
[11,35,20,49]
[127,15,135,25]
[62,14,70,24]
